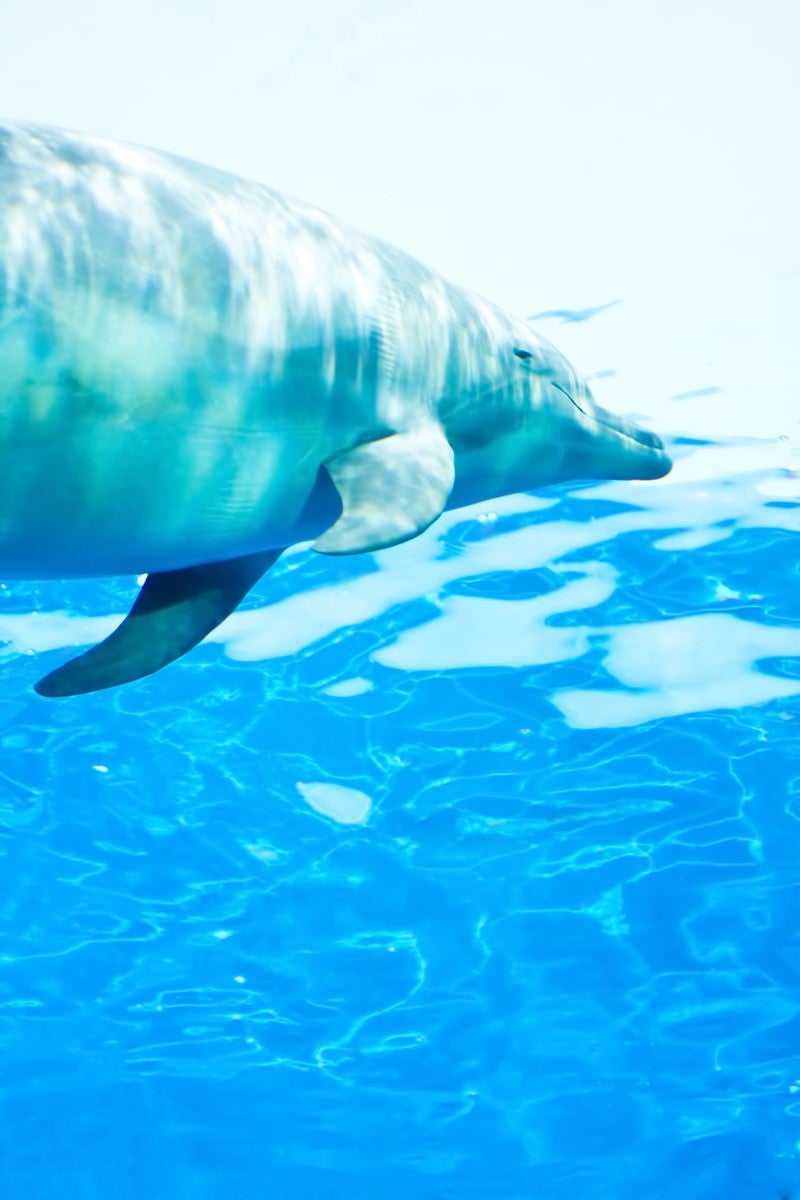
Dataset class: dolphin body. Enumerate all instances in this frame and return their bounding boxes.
[0,122,671,697]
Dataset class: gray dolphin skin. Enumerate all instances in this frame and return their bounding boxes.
[0,122,671,697]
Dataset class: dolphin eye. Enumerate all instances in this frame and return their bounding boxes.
[513,348,533,360]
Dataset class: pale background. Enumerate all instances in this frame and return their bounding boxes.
[1,0,797,448]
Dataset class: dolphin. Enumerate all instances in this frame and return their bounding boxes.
[0,122,671,697]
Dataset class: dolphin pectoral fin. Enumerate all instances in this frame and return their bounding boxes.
[313,426,455,555]
[34,549,281,698]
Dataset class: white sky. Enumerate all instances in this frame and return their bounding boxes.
[1,0,798,446]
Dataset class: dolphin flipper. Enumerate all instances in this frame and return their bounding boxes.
[34,549,280,698]
[314,427,455,555]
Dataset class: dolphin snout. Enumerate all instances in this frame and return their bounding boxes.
[616,418,672,477]
[622,422,665,453]
[591,407,673,481]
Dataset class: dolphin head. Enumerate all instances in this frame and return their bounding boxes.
[549,377,673,482]
[512,344,672,485]
[443,340,671,509]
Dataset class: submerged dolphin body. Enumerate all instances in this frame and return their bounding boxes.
[0,123,671,697]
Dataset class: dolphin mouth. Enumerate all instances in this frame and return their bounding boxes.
[612,419,666,453]
[589,405,673,480]
[551,381,671,480]
[606,416,672,478]
[550,381,671,478]
[605,414,667,452]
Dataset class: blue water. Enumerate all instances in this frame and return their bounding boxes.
[1,447,799,1199]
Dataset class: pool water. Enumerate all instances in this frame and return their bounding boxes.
[0,430,798,1199]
